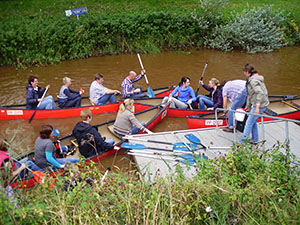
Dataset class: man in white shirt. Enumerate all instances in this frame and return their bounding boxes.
[89,74,121,105]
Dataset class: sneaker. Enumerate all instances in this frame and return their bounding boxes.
[222,127,234,133]
[159,104,166,109]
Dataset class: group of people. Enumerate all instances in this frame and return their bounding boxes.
[25,69,149,110]
[161,63,269,144]
[2,90,151,191]
[2,63,268,202]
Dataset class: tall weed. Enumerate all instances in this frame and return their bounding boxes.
[1,143,300,224]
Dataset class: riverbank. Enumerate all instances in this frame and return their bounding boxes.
[0,0,300,67]
[1,143,299,224]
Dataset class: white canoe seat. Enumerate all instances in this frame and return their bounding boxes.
[108,125,119,137]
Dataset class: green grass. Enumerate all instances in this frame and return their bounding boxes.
[1,0,300,21]
[1,142,300,224]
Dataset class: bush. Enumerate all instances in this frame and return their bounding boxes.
[206,6,287,53]
[1,143,300,224]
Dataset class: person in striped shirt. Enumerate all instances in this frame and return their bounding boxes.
[222,80,247,133]
[121,70,148,99]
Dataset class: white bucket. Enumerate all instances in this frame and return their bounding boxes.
[234,108,246,122]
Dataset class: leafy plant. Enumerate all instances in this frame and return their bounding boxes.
[206,6,287,53]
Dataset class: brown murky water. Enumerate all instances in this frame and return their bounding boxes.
[0,47,300,168]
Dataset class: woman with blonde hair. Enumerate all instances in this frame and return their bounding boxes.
[58,77,84,108]
[113,99,152,137]
[197,78,223,110]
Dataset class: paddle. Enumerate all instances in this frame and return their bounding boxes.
[281,100,300,110]
[29,86,49,123]
[185,134,230,152]
[121,142,200,152]
[128,152,207,164]
[195,61,208,96]
[125,136,200,147]
[137,53,155,97]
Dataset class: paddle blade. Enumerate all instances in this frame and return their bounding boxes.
[121,142,147,150]
[184,134,201,145]
[180,153,208,164]
[147,86,155,98]
[173,142,199,151]
[28,110,37,123]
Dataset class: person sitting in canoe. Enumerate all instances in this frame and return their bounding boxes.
[113,99,152,137]
[121,70,148,99]
[35,125,80,170]
[89,73,121,105]
[1,140,26,208]
[26,75,57,110]
[161,77,196,109]
[222,80,247,133]
[58,77,84,108]
[0,138,44,180]
[72,109,115,158]
[196,78,223,110]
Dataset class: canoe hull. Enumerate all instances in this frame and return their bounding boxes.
[187,105,300,129]
[10,105,169,189]
[0,86,173,120]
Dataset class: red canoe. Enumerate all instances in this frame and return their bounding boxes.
[187,98,300,129]
[133,95,296,118]
[0,86,173,120]
[10,104,170,189]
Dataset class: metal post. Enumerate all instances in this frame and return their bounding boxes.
[261,116,265,143]
[215,109,219,132]
[285,121,290,160]
[233,111,236,142]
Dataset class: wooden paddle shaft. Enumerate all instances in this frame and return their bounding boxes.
[281,100,299,110]
[37,87,49,108]
[137,53,144,69]
[200,61,208,81]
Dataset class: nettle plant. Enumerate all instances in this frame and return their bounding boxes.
[207,6,287,53]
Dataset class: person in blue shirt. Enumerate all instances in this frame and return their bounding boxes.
[161,77,196,109]
[34,125,79,171]
[26,75,57,110]
[57,77,84,108]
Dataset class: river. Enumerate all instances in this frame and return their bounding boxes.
[0,47,299,170]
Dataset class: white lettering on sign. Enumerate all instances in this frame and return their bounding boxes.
[205,120,223,126]
[7,110,23,116]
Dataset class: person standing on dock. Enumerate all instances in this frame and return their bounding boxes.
[26,76,57,110]
[239,64,269,144]
[161,77,196,109]
[222,80,247,133]
[58,77,84,108]
[121,70,148,99]
[89,73,121,105]
[72,109,115,158]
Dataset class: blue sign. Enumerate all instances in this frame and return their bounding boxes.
[65,7,88,17]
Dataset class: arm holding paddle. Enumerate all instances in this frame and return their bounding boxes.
[29,86,49,123]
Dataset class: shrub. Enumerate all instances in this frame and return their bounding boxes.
[1,142,300,224]
[206,6,287,53]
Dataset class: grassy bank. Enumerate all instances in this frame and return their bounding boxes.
[0,0,300,67]
[1,143,300,224]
